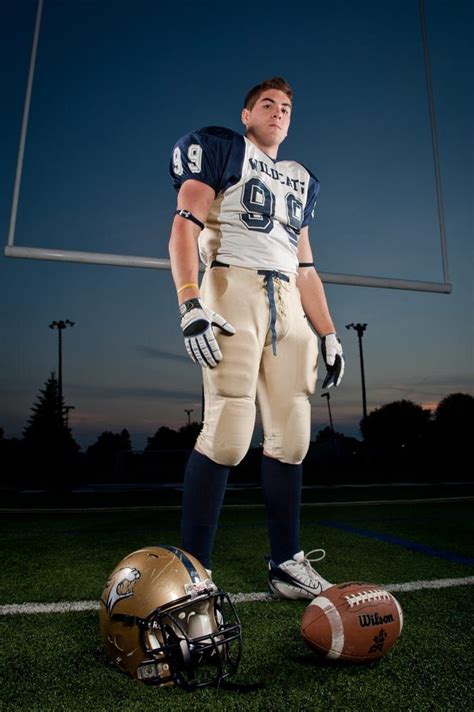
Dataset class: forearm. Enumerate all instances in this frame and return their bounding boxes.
[296,267,336,337]
[168,218,201,305]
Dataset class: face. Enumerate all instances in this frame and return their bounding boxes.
[241,88,292,154]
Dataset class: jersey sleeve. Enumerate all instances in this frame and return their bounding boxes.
[301,169,320,228]
[169,126,244,195]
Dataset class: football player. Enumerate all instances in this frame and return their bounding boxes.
[168,77,344,600]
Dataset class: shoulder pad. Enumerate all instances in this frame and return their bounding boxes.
[170,126,244,194]
[196,126,242,142]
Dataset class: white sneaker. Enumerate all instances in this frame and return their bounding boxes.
[268,549,333,600]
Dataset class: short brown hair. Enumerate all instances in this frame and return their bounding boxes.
[243,77,293,110]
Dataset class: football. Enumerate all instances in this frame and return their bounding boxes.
[300,582,403,663]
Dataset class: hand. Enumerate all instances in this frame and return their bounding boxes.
[321,333,345,388]
[179,298,235,368]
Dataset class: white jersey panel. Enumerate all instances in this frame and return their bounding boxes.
[199,139,310,273]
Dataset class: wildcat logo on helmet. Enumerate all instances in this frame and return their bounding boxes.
[102,566,141,614]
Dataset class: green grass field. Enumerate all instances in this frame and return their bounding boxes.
[1,493,473,710]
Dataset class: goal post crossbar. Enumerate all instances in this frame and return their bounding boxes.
[4,245,452,294]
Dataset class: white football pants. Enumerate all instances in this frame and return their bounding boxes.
[195,264,319,466]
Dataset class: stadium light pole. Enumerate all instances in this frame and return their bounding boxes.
[346,322,368,422]
[320,392,334,432]
[49,319,74,418]
[185,408,193,426]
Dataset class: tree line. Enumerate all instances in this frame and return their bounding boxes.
[1,372,473,491]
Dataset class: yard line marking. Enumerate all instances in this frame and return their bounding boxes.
[1,576,474,616]
[320,520,474,565]
[0,600,100,615]
[382,577,474,593]
[1,496,473,514]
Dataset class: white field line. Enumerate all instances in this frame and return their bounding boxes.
[1,576,474,616]
[1,496,473,514]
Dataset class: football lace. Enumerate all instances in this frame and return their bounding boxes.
[343,589,392,607]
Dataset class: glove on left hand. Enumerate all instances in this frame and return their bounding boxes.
[321,333,345,389]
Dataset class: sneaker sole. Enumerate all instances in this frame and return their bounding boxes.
[268,578,316,601]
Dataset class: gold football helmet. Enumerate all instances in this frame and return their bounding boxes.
[99,545,242,690]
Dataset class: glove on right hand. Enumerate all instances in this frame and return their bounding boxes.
[179,298,235,368]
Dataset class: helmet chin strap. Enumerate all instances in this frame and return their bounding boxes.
[179,638,192,668]
[175,638,199,691]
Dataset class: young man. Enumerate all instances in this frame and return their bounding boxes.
[168,77,344,599]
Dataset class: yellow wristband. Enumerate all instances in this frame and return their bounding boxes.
[177,282,199,295]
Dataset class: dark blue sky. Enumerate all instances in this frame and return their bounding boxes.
[1,0,472,450]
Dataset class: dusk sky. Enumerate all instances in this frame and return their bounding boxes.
[1,0,472,451]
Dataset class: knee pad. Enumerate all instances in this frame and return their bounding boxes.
[197,396,256,467]
[264,398,311,465]
[281,398,311,464]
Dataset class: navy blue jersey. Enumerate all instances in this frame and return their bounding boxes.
[170,126,319,273]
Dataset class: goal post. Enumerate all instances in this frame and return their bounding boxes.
[4,0,452,296]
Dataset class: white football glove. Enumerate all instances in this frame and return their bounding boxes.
[321,333,345,389]
[179,298,235,368]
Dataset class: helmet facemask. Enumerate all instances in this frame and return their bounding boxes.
[137,590,242,690]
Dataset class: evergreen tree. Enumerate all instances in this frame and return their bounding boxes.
[0,428,23,490]
[23,371,80,491]
[24,371,65,441]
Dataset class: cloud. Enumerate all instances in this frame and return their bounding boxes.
[379,374,473,397]
[137,346,188,363]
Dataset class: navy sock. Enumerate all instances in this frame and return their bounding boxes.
[261,454,302,565]
[180,449,229,569]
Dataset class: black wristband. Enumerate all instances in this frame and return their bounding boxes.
[175,209,205,230]
[298,262,315,268]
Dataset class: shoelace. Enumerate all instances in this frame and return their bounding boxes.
[286,549,327,586]
[304,548,326,564]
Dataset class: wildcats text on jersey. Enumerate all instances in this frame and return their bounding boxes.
[248,157,306,196]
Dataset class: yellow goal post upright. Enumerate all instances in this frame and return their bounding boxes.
[5,0,451,295]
